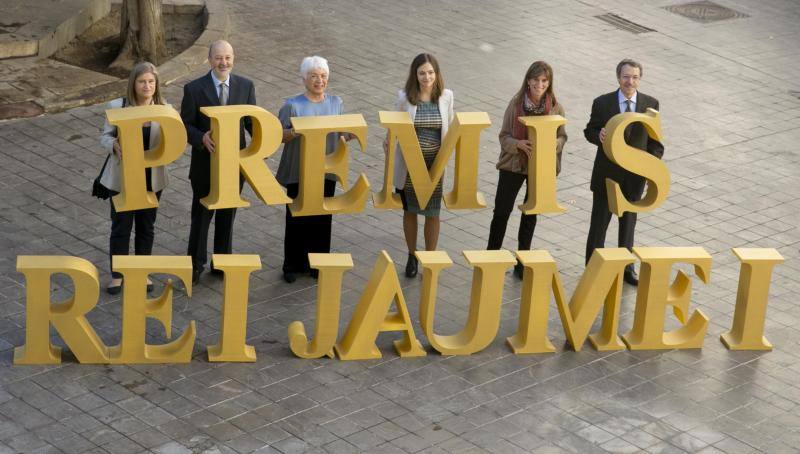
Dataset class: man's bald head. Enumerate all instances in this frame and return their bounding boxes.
[209,40,234,59]
[208,40,234,80]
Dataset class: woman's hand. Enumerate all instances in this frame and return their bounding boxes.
[113,139,122,156]
[516,139,532,158]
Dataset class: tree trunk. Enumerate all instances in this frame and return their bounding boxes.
[109,0,166,73]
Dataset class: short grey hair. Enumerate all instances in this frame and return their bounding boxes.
[616,58,643,78]
[300,56,329,79]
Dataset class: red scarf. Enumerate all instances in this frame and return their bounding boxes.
[511,92,552,140]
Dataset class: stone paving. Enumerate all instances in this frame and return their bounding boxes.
[1,0,799,452]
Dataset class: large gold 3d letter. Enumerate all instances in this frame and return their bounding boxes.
[374,111,490,210]
[518,116,567,215]
[622,247,711,350]
[602,108,669,216]
[289,114,370,216]
[557,249,634,351]
[289,253,353,358]
[335,251,425,360]
[207,254,262,362]
[721,248,784,350]
[200,105,290,209]
[417,250,515,355]
[107,105,187,212]
[108,256,196,363]
[506,250,558,354]
[14,256,109,364]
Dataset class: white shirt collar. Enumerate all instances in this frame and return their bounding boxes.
[617,89,637,106]
[210,71,230,88]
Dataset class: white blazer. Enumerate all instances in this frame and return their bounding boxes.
[392,88,455,190]
[99,98,169,193]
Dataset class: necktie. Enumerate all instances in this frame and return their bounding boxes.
[218,82,228,106]
[624,99,633,140]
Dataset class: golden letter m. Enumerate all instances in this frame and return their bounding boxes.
[374,111,490,210]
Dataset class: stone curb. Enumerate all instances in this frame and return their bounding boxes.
[0,0,110,59]
[39,0,230,114]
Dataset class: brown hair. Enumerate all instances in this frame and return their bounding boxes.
[125,62,165,106]
[513,61,557,106]
[404,53,444,105]
[616,58,643,78]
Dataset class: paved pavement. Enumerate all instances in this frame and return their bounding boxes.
[1,0,799,452]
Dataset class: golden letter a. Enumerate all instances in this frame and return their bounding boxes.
[335,251,426,360]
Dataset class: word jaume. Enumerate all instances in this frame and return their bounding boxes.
[13,106,784,365]
[13,247,782,365]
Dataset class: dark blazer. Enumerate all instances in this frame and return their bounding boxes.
[180,71,256,195]
[584,89,664,199]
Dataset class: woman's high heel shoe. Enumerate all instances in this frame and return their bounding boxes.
[405,253,418,278]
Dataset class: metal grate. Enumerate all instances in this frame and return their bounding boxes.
[595,13,656,34]
[664,1,748,23]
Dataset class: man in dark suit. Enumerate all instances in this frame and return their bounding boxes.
[181,40,255,284]
[584,59,664,286]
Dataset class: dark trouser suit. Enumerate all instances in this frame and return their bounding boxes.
[585,188,636,264]
[187,181,243,272]
[283,179,336,274]
[109,191,162,278]
[487,170,537,251]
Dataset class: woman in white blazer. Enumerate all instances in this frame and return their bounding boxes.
[98,62,169,294]
[383,53,454,278]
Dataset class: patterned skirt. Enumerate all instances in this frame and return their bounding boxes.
[401,144,443,217]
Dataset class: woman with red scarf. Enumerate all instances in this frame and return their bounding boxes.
[487,61,567,278]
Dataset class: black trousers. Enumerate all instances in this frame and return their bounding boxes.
[109,191,161,278]
[283,179,336,274]
[487,170,537,251]
[585,188,636,264]
[187,183,242,272]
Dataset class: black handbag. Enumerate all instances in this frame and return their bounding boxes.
[92,98,126,200]
[92,155,112,199]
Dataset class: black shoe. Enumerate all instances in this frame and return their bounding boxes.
[405,253,418,278]
[209,262,224,277]
[146,283,154,294]
[310,269,319,279]
[283,272,297,283]
[192,268,202,285]
[513,262,524,279]
[107,282,122,295]
[623,266,639,286]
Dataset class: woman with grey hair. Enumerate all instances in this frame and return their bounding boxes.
[98,61,170,294]
[276,56,354,283]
